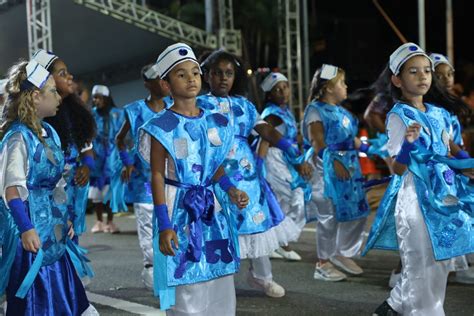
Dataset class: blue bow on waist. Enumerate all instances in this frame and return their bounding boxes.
[164,178,215,264]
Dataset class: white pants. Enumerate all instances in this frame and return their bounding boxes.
[249,256,272,281]
[308,156,366,260]
[167,275,236,316]
[387,174,451,316]
[134,203,154,266]
[88,185,110,204]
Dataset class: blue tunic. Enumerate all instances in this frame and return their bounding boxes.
[302,101,369,221]
[364,102,474,260]
[138,107,239,307]
[0,122,89,315]
[198,94,284,235]
[451,114,464,146]
[90,107,125,211]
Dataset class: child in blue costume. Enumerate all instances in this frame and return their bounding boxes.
[303,64,370,282]
[198,50,306,298]
[365,43,474,316]
[115,63,170,290]
[258,73,313,260]
[33,50,96,244]
[138,43,249,315]
[89,85,124,233]
[0,60,96,315]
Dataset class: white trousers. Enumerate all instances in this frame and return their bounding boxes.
[249,256,272,281]
[134,203,154,266]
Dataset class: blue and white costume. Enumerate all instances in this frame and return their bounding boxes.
[89,106,126,212]
[261,103,309,240]
[0,122,94,315]
[303,101,369,260]
[364,102,474,315]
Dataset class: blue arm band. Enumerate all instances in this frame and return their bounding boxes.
[119,150,134,167]
[395,141,415,165]
[8,198,34,234]
[276,138,301,157]
[317,147,326,159]
[218,175,235,193]
[81,155,95,170]
[154,204,172,232]
[359,143,370,153]
[455,150,470,160]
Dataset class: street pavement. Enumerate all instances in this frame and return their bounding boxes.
[76,211,473,316]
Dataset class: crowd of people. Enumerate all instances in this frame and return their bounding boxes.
[0,41,473,316]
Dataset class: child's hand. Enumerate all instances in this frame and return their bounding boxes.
[228,188,249,209]
[67,220,75,239]
[74,165,90,187]
[461,168,474,179]
[406,123,421,143]
[296,162,313,179]
[21,229,41,253]
[333,160,350,180]
[121,165,135,183]
[159,229,179,256]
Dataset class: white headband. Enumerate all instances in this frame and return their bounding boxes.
[25,60,50,89]
[389,42,432,75]
[156,43,201,78]
[144,63,161,80]
[320,64,338,80]
[260,72,288,92]
[32,49,58,70]
[429,53,454,70]
[0,79,7,95]
[92,85,110,97]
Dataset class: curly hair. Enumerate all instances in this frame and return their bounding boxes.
[0,60,45,143]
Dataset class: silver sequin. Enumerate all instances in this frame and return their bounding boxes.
[174,138,189,159]
[208,128,222,146]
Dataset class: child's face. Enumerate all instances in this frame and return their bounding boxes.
[269,81,290,105]
[167,60,202,99]
[435,63,454,93]
[35,76,61,119]
[93,94,106,109]
[207,60,235,97]
[51,59,74,99]
[394,55,432,98]
[328,74,347,104]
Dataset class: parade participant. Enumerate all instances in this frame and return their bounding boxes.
[303,64,370,282]
[138,43,249,315]
[258,72,312,260]
[32,49,96,240]
[89,84,124,233]
[364,43,474,316]
[0,60,96,315]
[198,50,307,298]
[115,63,170,289]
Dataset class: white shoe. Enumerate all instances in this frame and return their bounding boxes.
[452,266,474,284]
[329,256,363,275]
[247,273,285,298]
[388,270,401,288]
[269,250,284,259]
[141,266,154,290]
[313,262,347,281]
[275,247,302,261]
[82,304,100,316]
[81,276,91,288]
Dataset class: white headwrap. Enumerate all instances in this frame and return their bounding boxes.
[92,85,110,97]
[156,43,201,78]
[260,72,288,92]
[389,42,433,75]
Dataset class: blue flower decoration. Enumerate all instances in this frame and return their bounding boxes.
[403,108,416,120]
[443,169,455,185]
[409,45,418,51]
[178,48,188,56]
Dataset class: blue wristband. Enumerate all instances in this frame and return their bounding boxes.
[455,150,470,160]
[359,143,370,153]
[8,198,34,234]
[81,155,95,170]
[119,150,134,167]
[154,204,172,232]
[276,138,301,157]
[317,147,326,159]
[218,175,234,192]
[395,141,415,165]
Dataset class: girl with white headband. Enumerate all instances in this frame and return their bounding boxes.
[88,84,124,233]
[258,73,313,261]
[364,43,474,316]
[138,43,249,315]
[115,63,170,290]
[0,60,96,315]
[302,64,370,282]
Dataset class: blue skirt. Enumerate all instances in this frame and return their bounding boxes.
[6,243,90,316]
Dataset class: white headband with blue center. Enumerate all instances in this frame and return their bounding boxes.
[32,49,58,70]
[156,43,201,78]
[24,60,50,90]
[92,85,110,97]
[429,53,453,70]
[260,72,288,92]
[389,42,433,75]
[320,64,339,80]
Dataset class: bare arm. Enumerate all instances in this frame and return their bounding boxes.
[364,112,387,134]
[254,123,284,146]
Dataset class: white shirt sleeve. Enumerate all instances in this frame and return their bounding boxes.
[305,107,321,124]
[0,132,29,201]
[386,113,407,157]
